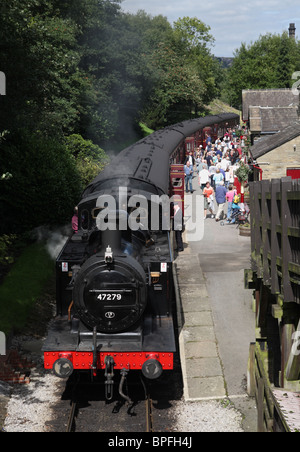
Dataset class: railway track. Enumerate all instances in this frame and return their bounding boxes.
[66,400,77,432]
[65,394,154,433]
[48,317,182,433]
[145,396,154,433]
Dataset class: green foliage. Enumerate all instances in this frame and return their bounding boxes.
[139,123,155,137]
[0,235,18,266]
[173,17,215,50]
[0,2,228,237]
[235,162,252,183]
[65,134,109,186]
[0,0,88,137]
[0,132,82,234]
[142,44,206,127]
[0,242,54,335]
[227,32,300,109]
[172,17,219,104]
[0,2,224,140]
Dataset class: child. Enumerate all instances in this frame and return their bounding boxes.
[203,182,215,219]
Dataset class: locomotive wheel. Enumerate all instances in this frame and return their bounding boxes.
[281,323,295,388]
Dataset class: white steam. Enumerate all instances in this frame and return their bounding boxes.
[32,225,71,260]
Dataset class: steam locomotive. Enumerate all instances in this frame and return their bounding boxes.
[43,113,239,400]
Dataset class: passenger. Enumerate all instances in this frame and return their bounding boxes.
[198,163,210,192]
[203,182,215,219]
[215,181,227,222]
[185,151,195,166]
[197,157,206,173]
[213,168,224,187]
[224,167,231,188]
[209,162,217,190]
[72,206,78,234]
[195,154,202,173]
[173,202,184,252]
[206,152,213,168]
[215,146,223,158]
[184,161,194,193]
[229,193,241,224]
[220,156,230,172]
[212,152,218,165]
[206,134,212,146]
[225,185,237,222]
[206,141,212,153]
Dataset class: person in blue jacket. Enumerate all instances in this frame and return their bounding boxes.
[215,181,227,222]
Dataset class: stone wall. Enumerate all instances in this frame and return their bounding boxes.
[257,136,300,180]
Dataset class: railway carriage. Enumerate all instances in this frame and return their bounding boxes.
[43,113,240,400]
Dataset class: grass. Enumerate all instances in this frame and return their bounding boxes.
[206,99,241,118]
[0,242,54,335]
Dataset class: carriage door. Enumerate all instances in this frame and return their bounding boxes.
[170,164,185,213]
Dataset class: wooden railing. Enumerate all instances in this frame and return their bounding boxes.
[249,177,300,306]
[247,177,300,432]
[248,342,291,432]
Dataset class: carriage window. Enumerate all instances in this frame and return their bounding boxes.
[81,209,89,231]
[92,207,101,219]
[172,177,183,188]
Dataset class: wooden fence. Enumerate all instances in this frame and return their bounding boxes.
[248,342,292,432]
[249,177,300,306]
[247,177,300,432]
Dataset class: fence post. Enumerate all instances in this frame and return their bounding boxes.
[281,177,294,301]
[257,377,265,432]
[247,342,256,397]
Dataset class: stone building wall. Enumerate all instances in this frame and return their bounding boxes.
[257,136,300,180]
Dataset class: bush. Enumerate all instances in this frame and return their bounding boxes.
[0,132,83,234]
[0,234,18,266]
[65,134,109,186]
[0,242,54,335]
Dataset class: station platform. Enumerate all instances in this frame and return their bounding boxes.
[174,179,256,404]
[174,252,225,400]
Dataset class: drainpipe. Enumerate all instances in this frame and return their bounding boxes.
[252,165,263,181]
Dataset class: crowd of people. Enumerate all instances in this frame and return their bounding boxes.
[184,127,248,223]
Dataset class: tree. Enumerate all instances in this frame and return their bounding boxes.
[0,0,89,137]
[65,134,109,186]
[77,9,173,143]
[141,44,205,127]
[0,132,82,233]
[172,17,218,104]
[228,32,300,109]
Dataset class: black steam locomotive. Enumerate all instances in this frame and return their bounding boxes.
[43,113,239,400]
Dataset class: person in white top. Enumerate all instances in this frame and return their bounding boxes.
[198,164,210,191]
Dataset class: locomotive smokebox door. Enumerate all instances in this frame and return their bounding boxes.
[73,254,147,333]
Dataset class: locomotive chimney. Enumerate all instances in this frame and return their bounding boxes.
[289,23,296,39]
[99,210,129,254]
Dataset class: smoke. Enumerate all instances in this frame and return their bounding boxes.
[32,225,71,260]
